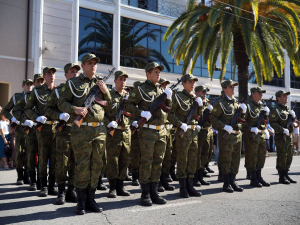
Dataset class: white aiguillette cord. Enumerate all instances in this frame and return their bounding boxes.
[68,79,87,98]
[174,93,190,111]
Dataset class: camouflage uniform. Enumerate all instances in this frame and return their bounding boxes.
[162,125,174,174]
[130,130,140,173]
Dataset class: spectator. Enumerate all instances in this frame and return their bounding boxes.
[212,128,219,164]
[267,122,275,152]
[0,106,10,170]
[293,122,299,154]
[265,128,270,157]
[8,123,16,168]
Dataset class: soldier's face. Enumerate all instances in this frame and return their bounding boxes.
[147,68,160,84]
[34,78,44,87]
[22,82,33,92]
[278,94,288,105]
[43,70,55,84]
[65,68,79,80]
[196,90,207,99]
[252,91,263,102]
[82,59,97,75]
[160,82,167,90]
[183,80,195,93]
[224,85,235,96]
[114,76,127,90]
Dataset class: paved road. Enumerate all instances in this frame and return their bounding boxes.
[0,156,299,225]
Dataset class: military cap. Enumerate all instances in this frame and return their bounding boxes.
[34,74,44,82]
[221,80,238,88]
[195,85,210,92]
[159,78,170,84]
[182,74,198,83]
[145,62,164,73]
[22,79,33,85]
[43,67,57,75]
[114,70,128,79]
[275,90,290,98]
[81,53,100,64]
[250,87,266,94]
[64,63,80,73]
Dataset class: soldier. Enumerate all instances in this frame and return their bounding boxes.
[45,63,80,204]
[269,90,297,184]
[12,74,44,191]
[243,87,271,187]
[2,79,33,185]
[209,80,247,193]
[58,53,112,215]
[125,62,172,206]
[194,85,213,186]
[24,67,57,197]
[105,70,132,198]
[168,74,202,198]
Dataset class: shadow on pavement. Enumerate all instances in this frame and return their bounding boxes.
[0,186,30,194]
[0,197,55,211]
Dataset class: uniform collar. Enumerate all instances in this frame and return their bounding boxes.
[80,73,96,80]
[277,102,288,110]
[113,87,126,96]
[42,83,50,90]
[249,97,262,106]
[145,79,159,87]
[182,89,195,98]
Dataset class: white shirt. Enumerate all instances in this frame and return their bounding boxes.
[265,128,270,139]
[0,120,9,135]
[294,123,299,134]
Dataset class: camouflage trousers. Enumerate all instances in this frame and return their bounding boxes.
[275,133,293,171]
[26,127,38,173]
[55,126,75,185]
[15,126,26,169]
[130,130,140,173]
[197,128,213,170]
[176,128,198,179]
[171,130,177,167]
[101,149,107,176]
[162,128,174,174]
[138,127,166,184]
[71,125,106,189]
[106,128,131,180]
[244,132,266,172]
[36,124,56,178]
[218,130,242,175]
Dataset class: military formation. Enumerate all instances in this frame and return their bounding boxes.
[1,53,298,215]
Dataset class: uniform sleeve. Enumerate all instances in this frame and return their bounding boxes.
[24,91,39,121]
[242,106,251,133]
[167,94,182,128]
[2,96,14,120]
[99,90,112,113]
[45,90,61,120]
[209,101,225,131]
[125,86,142,119]
[12,98,26,123]
[269,108,284,134]
[57,82,77,114]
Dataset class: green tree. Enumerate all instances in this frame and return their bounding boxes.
[164,0,300,100]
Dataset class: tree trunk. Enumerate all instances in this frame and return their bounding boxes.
[233,32,249,102]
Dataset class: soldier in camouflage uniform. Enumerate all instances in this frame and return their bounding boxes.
[24,67,58,197]
[58,54,112,215]
[168,74,202,198]
[269,90,297,184]
[243,87,271,188]
[2,79,33,185]
[209,80,247,193]
[125,62,172,206]
[12,74,44,191]
[45,63,80,204]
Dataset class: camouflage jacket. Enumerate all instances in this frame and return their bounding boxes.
[2,92,24,120]
[45,83,65,121]
[199,98,211,128]
[12,91,32,123]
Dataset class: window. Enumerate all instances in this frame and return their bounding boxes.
[291,63,300,89]
[78,8,113,65]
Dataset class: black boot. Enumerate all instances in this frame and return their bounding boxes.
[279,171,290,184]
[250,171,262,188]
[140,183,152,206]
[199,169,210,185]
[149,183,167,204]
[222,174,234,193]
[75,188,86,215]
[86,188,103,213]
[218,166,223,182]
[97,176,107,190]
[166,174,173,183]
[48,176,58,196]
[246,170,251,180]
[56,184,66,205]
[108,179,117,198]
[285,170,297,184]
[28,171,37,191]
[125,173,132,181]
[187,178,201,197]
[116,179,130,196]
[179,179,189,198]
[23,168,30,184]
[256,170,271,187]
[65,185,77,203]
[157,181,165,192]
[203,169,211,178]
[132,172,140,186]
[16,168,24,185]
[205,162,214,173]
[40,177,48,197]
[170,165,178,181]
[161,172,175,190]
[193,170,201,187]
[230,174,243,192]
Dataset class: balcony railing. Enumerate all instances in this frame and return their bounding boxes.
[121,0,186,18]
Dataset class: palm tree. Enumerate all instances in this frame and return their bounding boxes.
[164,0,300,100]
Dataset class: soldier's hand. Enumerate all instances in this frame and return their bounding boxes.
[196,125,201,132]
[289,110,296,118]
[240,103,247,114]
[36,116,47,124]
[97,80,108,94]
[283,129,289,136]
[59,113,70,122]
[24,120,34,128]
[180,123,188,132]
[141,111,152,121]
[11,117,20,125]
[251,127,259,135]
[74,107,88,117]
[207,104,213,112]
[132,121,138,128]
[107,121,118,129]
[223,125,233,134]
[263,106,270,115]
[196,97,203,106]
[164,87,172,100]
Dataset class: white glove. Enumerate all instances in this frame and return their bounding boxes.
[289,110,296,118]
[251,127,259,135]
[196,97,203,107]
[223,125,233,134]
[107,121,118,129]
[141,111,152,121]
[180,123,188,132]
[263,106,270,116]
[196,125,201,132]
[24,120,34,128]
[132,121,138,128]
[36,116,47,124]
[125,95,129,100]
[207,104,213,112]
[164,87,172,100]
[240,103,247,114]
[283,129,289,136]
[11,117,20,125]
[59,113,70,122]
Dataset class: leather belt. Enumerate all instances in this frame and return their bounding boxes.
[44,121,58,125]
[231,130,240,134]
[165,124,173,129]
[116,126,129,130]
[81,122,104,127]
[143,124,165,130]
[187,125,195,130]
[65,123,72,127]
